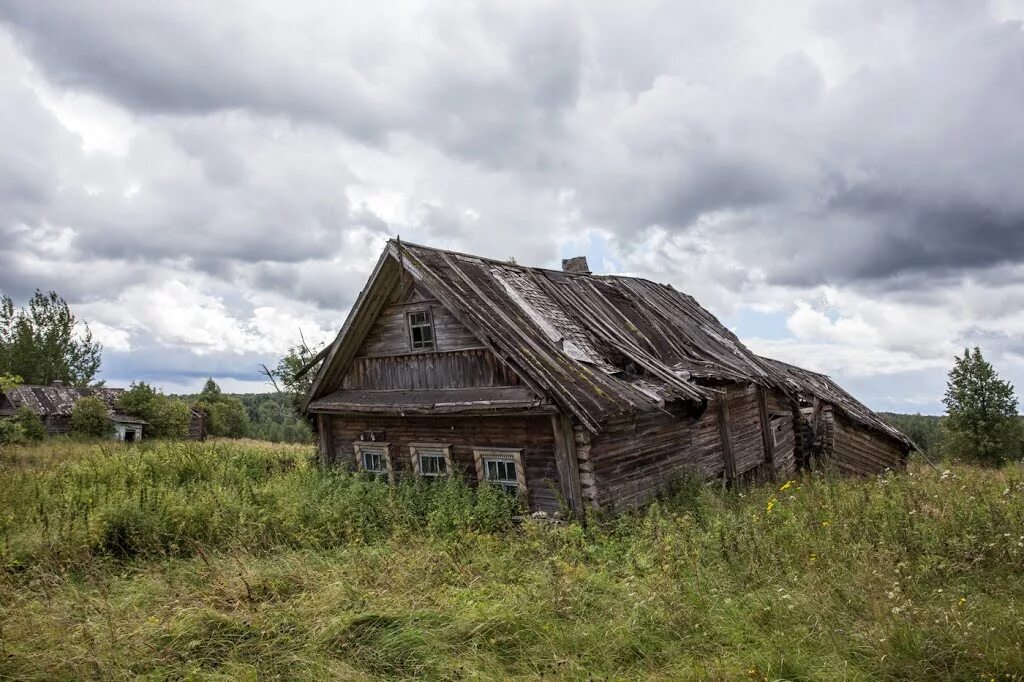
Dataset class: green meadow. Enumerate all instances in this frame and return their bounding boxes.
[1,440,1022,680]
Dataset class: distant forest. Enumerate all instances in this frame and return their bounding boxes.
[879,412,943,456]
[171,390,314,444]
[235,392,314,443]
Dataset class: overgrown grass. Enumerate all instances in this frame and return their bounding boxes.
[2,441,1023,680]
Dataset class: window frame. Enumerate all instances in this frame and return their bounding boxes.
[353,441,394,484]
[410,442,454,478]
[405,308,436,352]
[769,415,786,448]
[472,447,527,499]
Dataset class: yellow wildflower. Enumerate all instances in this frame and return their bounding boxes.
[821,520,832,527]
[779,480,795,492]
[766,497,777,513]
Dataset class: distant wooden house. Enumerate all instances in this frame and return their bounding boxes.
[304,240,912,514]
[0,382,212,442]
[187,406,208,441]
[0,382,147,441]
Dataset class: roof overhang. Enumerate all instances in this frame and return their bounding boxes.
[307,386,557,416]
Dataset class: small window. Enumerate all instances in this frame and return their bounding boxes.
[770,416,785,447]
[353,442,393,482]
[363,449,385,473]
[411,443,453,478]
[473,448,526,498]
[407,310,435,350]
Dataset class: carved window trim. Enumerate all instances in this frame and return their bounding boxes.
[472,447,527,499]
[353,441,394,484]
[410,442,454,478]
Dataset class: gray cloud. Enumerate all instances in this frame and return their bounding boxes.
[1,1,1024,399]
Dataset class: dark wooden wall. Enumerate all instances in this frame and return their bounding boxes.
[325,414,562,512]
[580,384,797,510]
[819,406,906,475]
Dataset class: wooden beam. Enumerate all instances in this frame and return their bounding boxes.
[316,414,335,466]
[716,392,737,484]
[551,413,584,517]
[756,386,776,481]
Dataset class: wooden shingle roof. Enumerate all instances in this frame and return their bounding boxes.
[760,356,915,450]
[309,240,797,432]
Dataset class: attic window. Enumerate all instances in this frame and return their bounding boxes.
[407,310,435,350]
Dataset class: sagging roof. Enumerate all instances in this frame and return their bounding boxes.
[0,385,149,426]
[309,239,795,432]
[760,356,915,450]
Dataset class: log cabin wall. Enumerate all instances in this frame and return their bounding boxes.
[583,384,797,510]
[819,406,907,475]
[324,414,562,512]
[584,397,727,510]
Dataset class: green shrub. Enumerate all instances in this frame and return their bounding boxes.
[68,396,112,438]
[117,382,191,438]
[0,416,25,444]
[14,406,46,441]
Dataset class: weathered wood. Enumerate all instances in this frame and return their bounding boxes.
[341,348,521,391]
[717,394,737,484]
[316,413,335,466]
[357,298,482,357]
[756,385,776,481]
[551,413,583,516]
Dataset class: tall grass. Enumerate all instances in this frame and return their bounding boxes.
[2,440,1023,680]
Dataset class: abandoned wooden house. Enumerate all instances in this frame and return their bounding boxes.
[761,357,914,476]
[304,240,912,514]
[0,382,208,442]
[0,382,148,441]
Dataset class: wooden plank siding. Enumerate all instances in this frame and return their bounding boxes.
[356,299,483,357]
[325,414,564,512]
[820,406,906,475]
[341,349,521,391]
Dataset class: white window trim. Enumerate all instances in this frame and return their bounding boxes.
[353,441,394,484]
[472,447,527,499]
[410,442,453,478]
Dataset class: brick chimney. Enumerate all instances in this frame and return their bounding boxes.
[50,380,64,387]
[561,256,591,275]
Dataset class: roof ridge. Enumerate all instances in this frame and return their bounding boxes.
[392,238,680,289]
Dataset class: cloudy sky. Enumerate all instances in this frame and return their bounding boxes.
[2,1,1023,412]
